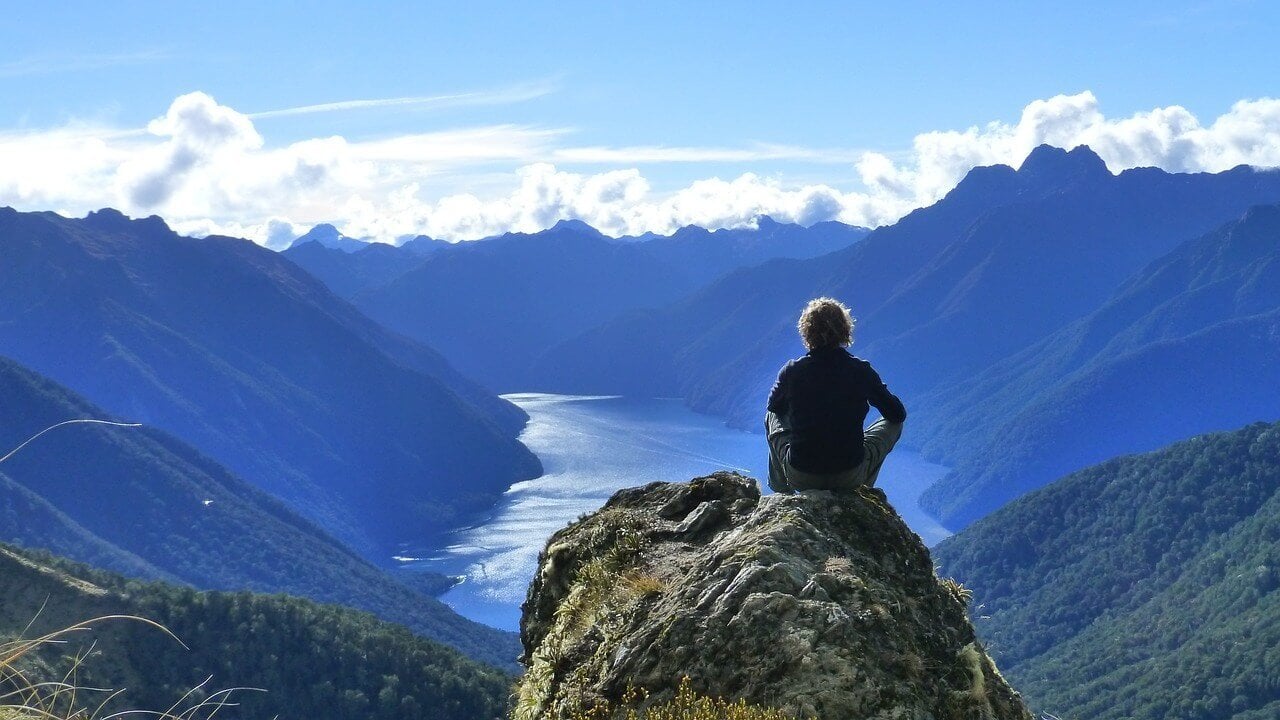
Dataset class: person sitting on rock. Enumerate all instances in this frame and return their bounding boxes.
[766,297,906,494]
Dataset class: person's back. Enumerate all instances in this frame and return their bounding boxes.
[766,298,906,493]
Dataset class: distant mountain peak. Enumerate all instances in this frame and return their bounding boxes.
[1017,144,1111,182]
[86,207,130,223]
[549,218,601,236]
[397,234,453,258]
[289,223,368,252]
[83,208,175,237]
[939,163,1020,205]
[938,144,1111,205]
[305,223,340,240]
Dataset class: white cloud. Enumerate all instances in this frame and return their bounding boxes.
[2,90,1280,244]
[119,91,264,209]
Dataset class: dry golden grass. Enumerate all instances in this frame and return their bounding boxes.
[0,616,246,720]
[620,572,666,598]
[821,556,853,574]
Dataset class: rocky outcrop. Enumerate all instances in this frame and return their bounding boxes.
[516,472,1031,720]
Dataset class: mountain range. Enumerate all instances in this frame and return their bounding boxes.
[917,201,1280,524]
[283,216,868,391]
[526,145,1280,528]
[0,141,1276,717]
[0,207,540,556]
[0,353,519,668]
[933,419,1280,720]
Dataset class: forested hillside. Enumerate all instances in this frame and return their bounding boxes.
[0,207,540,556]
[919,202,1280,525]
[0,545,512,720]
[933,420,1280,719]
[0,354,520,668]
[533,146,1280,528]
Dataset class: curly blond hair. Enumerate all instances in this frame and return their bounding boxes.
[798,297,855,350]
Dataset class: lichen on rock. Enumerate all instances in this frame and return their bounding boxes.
[516,472,1031,720]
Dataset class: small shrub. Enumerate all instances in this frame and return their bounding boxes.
[939,577,974,606]
[516,519,653,720]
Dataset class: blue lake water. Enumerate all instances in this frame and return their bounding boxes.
[405,393,952,631]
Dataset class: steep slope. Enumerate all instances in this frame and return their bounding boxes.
[918,202,1280,525]
[932,420,1280,720]
[532,149,1076,403]
[0,544,512,720]
[285,217,866,392]
[517,473,1030,720]
[537,146,1280,525]
[0,472,168,581]
[544,147,1280,420]
[0,207,540,555]
[0,354,520,668]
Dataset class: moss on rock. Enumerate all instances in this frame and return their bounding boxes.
[517,473,1031,720]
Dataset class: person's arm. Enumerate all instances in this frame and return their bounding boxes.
[865,365,907,423]
[766,363,792,415]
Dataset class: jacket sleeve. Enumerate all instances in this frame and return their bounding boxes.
[865,365,907,423]
[766,363,792,415]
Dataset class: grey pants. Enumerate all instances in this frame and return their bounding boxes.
[766,411,903,493]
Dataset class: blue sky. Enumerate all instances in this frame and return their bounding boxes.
[2,1,1279,243]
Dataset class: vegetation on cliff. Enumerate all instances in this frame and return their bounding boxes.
[0,206,539,557]
[517,473,1030,720]
[0,354,519,668]
[934,420,1280,719]
[0,544,512,720]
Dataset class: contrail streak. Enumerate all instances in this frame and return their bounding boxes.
[248,81,555,119]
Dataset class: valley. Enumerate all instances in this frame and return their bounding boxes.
[6,8,1280,718]
[1,144,1277,720]
[410,393,953,630]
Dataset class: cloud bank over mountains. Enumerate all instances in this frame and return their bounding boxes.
[2,90,1279,246]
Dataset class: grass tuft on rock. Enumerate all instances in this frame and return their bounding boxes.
[566,678,790,720]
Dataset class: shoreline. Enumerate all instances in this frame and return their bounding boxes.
[407,393,951,631]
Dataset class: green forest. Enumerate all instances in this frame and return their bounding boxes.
[0,354,519,669]
[0,545,512,720]
[934,420,1280,719]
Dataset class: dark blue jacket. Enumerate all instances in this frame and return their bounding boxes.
[767,347,906,474]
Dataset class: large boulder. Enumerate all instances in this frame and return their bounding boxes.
[516,472,1031,720]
